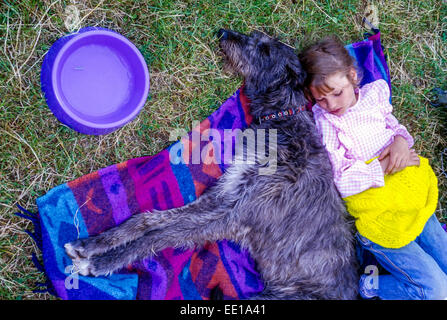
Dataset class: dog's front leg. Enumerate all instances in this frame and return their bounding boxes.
[65,188,222,261]
[72,201,233,277]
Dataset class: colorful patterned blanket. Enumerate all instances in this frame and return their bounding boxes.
[23,30,391,300]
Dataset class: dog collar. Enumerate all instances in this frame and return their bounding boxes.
[257,105,307,124]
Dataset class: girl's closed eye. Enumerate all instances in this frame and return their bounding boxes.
[334,90,343,97]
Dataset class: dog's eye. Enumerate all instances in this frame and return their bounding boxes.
[250,30,263,38]
[258,43,270,56]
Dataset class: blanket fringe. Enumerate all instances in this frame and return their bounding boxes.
[15,204,57,296]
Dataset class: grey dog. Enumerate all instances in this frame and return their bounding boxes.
[65,29,359,299]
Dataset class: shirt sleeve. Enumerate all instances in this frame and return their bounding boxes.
[314,115,385,198]
[375,79,415,148]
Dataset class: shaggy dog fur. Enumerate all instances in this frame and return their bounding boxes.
[65,29,359,299]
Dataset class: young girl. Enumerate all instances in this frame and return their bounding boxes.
[299,36,447,300]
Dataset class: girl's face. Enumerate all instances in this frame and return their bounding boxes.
[309,70,358,117]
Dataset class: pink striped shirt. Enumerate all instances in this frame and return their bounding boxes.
[312,79,414,198]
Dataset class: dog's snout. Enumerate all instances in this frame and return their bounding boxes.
[217,29,229,41]
[217,29,246,43]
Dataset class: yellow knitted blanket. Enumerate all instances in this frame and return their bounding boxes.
[343,156,438,249]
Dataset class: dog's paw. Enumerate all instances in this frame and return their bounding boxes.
[69,256,111,277]
[64,239,91,260]
[65,240,120,277]
[71,258,94,276]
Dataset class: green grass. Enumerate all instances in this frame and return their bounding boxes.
[0,0,446,299]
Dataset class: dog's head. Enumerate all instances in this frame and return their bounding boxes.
[218,29,306,104]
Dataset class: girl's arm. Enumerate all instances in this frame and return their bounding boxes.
[315,118,385,198]
[375,80,415,174]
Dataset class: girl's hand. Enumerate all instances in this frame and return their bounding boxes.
[378,135,411,175]
[406,149,420,168]
[379,155,390,174]
[379,149,420,175]
[388,149,420,174]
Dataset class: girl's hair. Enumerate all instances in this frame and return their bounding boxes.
[299,36,362,101]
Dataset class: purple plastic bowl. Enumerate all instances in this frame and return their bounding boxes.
[41,27,150,135]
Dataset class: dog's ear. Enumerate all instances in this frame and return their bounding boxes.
[286,56,306,89]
